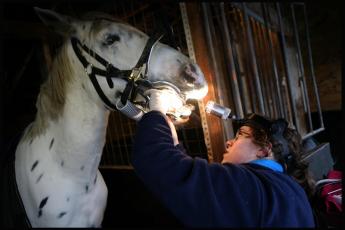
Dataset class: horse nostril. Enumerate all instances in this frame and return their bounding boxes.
[184,73,196,84]
[184,64,198,84]
[189,63,197,74]
[185,63,198,74]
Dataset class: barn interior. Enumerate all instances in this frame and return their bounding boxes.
[0,0,342,227]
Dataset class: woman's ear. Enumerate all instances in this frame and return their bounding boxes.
[256,142,272,158]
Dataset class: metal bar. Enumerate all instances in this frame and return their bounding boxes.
[261,23,280,118]
[180,2,214,161]
[202,3,234,140]
[302,127,325,140]
[254,19,273,117]
[201,3,226,111]
[302,3,324,129]
[232,8,252,115]
[291,3,313,131]
[259,22,276,118]
[242,2,265,114]
[219,3,244,118]
[298,70,308,113]
[252,20,271,116]
[275,2,299,131]
[235,9,257,114]
[231,2,277,32]
[242,13,257,113]
[262,3,285,118]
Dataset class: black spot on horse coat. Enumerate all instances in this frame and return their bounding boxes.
[57,212,67,218]
[31,160,39,172]
[36,173,43,183]
[39,196,49,209]
[49,138,54,150]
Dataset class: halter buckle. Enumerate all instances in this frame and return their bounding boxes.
[85,64,93,75]
[129,64,146,82]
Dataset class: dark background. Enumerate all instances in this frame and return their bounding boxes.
[0,0,343,227]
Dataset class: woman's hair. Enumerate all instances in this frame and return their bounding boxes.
[273,127,315,199]
[251,127,270,147]
[242,115,316,200]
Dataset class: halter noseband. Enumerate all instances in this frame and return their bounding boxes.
[70,33,164,111]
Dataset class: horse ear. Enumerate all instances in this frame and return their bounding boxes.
[34,7,76,36]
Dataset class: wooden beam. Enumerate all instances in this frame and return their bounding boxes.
[184,3,226,163]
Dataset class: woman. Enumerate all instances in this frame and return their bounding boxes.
[131,89,315,227]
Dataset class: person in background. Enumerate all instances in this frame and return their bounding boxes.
[131,89,315,227]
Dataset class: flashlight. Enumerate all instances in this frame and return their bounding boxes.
[205,100,235,120]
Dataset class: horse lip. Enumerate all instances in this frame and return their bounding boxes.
[184,84,208,100]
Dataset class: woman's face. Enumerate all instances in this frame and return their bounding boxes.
[222,126,262,164]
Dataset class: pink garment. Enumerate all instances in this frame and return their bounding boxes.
[320,170,342,214]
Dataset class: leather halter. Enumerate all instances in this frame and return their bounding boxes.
[71,33,163,110]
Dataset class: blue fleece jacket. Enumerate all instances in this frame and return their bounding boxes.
[131,111,315,228]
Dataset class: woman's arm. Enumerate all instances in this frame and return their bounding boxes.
[131,111,261,227]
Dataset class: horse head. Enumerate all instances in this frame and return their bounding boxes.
[35,8,208,123]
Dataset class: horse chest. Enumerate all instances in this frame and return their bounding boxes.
[15,139,108,227]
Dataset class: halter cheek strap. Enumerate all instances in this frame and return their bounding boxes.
[120,33,163,105]
[71,38,125,110]
[70,33,162,111]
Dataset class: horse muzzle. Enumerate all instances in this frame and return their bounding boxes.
[181,63,208,100]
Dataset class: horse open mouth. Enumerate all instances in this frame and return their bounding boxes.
[131,78,207,123]
[149,84,195,123]
[167,83,208,123]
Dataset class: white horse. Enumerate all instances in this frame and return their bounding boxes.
[13,8,208,227]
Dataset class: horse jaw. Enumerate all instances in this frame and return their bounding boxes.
[147,43,208,99]
[146,43,208,123]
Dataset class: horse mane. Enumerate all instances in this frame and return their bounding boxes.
[22,11,130,141]
[23,43,73,141]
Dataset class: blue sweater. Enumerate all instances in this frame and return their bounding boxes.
[131,111,315,227]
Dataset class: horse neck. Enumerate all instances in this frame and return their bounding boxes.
[49,63,110,183]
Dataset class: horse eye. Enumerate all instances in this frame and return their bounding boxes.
[104,34,120,46]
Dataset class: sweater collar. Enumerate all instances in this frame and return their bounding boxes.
[249,159,283,172]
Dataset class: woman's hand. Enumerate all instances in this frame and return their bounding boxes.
[146,89,180,145]
[146,89,184,115]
